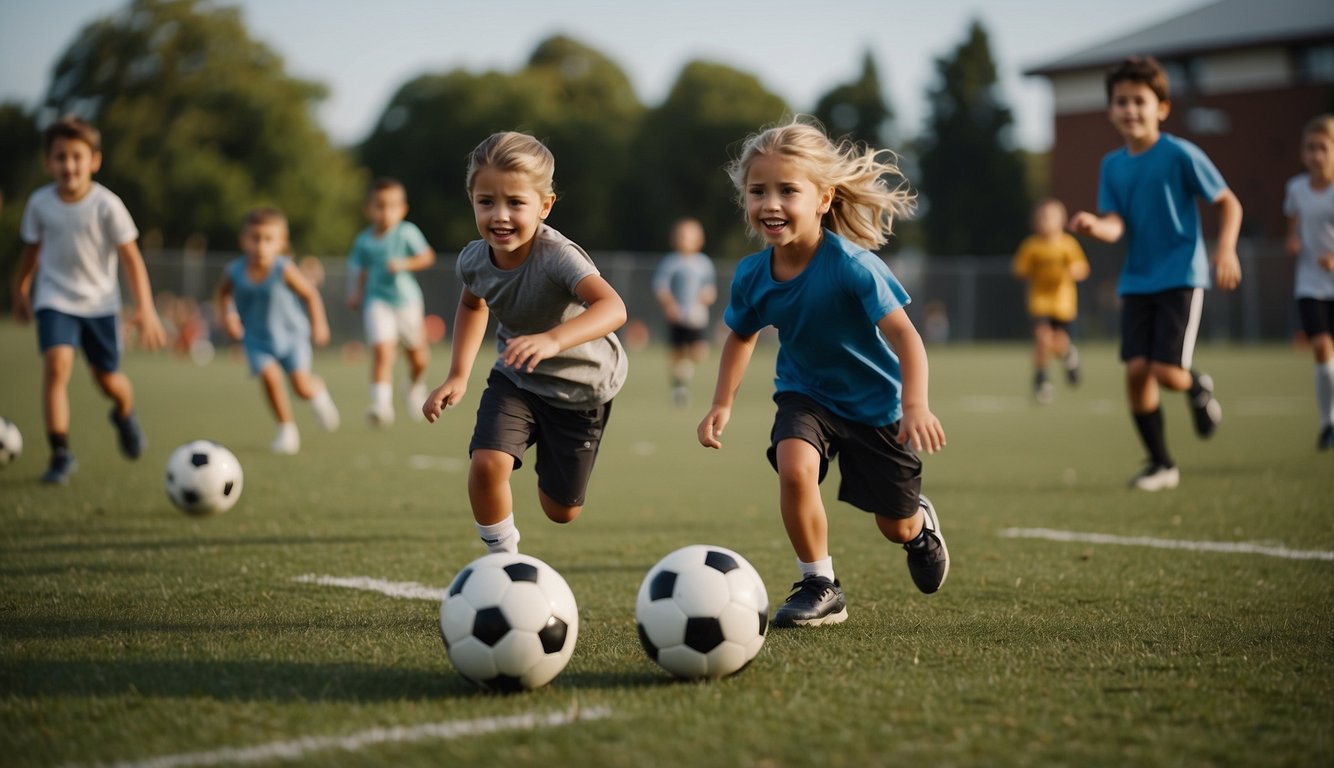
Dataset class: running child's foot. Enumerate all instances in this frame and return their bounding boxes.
[406,380,428,423]
[671,385,690,407]
[270,423,300,455]
[772,575,848,628]
[1319,425,1334,451]
[1188,372,1221,438]
[1034,371,1053,404]
[40,449,78,485]
[312,392,340,432]
[1064,345,1081,386]
[109,408,145,459]
[366,403,395,428]
[904,495,949,593]
[1128,462,1179,491]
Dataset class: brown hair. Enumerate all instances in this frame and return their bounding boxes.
[1303,114,1334,141]
[43,115,101,155]
[1105,56,1170,103]
[241,206,288,231]
[368,177,405,197]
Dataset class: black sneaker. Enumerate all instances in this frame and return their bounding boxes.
[1319,425,1334,451]
[110,408,145,459]
[1188,372,1221,439]
[1064,344,1080,386]
[772,575,847,628]
[40,450,78,485]
[904,495,949,594]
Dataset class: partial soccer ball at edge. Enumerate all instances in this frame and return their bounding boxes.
[636,544,769,679]
[0,418,22,467]
[439,552,579,692]
[165,440,243,515]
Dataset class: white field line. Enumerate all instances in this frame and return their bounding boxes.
[999,527,1334,561]
[292,574,445,601]
[81,707,612,768]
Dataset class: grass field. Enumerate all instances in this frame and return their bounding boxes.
[1,322,1331,767]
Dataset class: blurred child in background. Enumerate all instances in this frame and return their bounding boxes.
[1012,197,1089,403]
[653,217,716,406]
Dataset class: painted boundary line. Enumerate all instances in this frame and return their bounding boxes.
[81,707,612,768]
[292,574,445,601]
[998,527,1334,561]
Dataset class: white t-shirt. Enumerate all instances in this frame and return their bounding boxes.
[20,182,140,316]
[1284,173,1334,300]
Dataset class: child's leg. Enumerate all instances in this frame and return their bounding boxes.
[370,342,396,414]
[470,448,517,536]
[259,362,293,424]
[91,368,136,419]
[1312,333,1334,441]
[289,369,339,431]
[1032,321,1052,371]
[404,343,430,422]
[42,346,76,440]
[775,438,830,563]
[538,490,581,525]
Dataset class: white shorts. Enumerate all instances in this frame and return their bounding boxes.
[364,299,425,349]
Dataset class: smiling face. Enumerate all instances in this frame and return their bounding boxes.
[45,137,101,202]
[469,166,555,265]
[743,153,833,256]
[1108,80,1170,152]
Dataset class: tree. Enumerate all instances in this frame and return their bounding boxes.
[37,0,364,255]
[812,51,896,148]
[917,20,1030,256]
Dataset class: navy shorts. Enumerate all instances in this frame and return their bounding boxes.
[36,309,121,372]
[766,391,922,520]
[1298,298,1334,339]
[1120,288,1203,368]
[469,369,614,507]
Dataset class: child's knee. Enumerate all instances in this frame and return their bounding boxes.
[470,450,513,484]
[875,511,918,543]
[538,489,581,523]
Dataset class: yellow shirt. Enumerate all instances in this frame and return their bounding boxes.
[1012,233,1087,322]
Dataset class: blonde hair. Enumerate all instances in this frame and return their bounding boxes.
[1304,114,1334,140]
[465,131,556,198]
[727,116,915,250]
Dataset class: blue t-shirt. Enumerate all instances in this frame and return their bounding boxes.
[724,230,911,427]
[226,256,309,357]
[347,221,429,306]
[1096,133,1227,295]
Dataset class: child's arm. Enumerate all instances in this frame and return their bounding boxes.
[655,285,682,324]
[878,308,946,454]
[502,274,627,373]
[11,242,40,323]
[423,288,489,422]
[1068,211,1124,243]
[347,266,366,312]
[1210,188,1243,291]
[697,330,758,450]
[117,241,166,349]
[1284,214,1302,257]
[283,261,330,347]
[388,245,437,274]
[214,273,243,341]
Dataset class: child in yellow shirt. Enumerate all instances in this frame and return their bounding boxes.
[1012,198,1090,403]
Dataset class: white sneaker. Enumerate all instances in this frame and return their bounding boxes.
[270,423,300,455]
[366,403,395,428]
[311,391,340,432]
[1128,463,1179,491]
[406,380,428,423]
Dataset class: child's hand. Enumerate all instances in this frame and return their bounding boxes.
[1320,253,1334,272]
[312,321,330,348]
[224,312,244,341]
[698,405,732,449]
[1068,211,1096,236]
[422,378,465,423]
[134,309,167,350]
[1285,234,1303,257]
[503,333,560,373]
[897,405,946,454]
[1213,250,1242,291]
[346,292,361,312]
[11,292,32,324]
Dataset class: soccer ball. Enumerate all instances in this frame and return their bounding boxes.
[164,440,243,515]
[439,552,579,692]
[636,544,769,678]
[0,418,21,467]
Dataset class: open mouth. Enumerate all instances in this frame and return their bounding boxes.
[760,218,787,232]
[490,227,516,239]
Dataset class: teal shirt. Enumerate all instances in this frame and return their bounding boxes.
[348,221,429,306]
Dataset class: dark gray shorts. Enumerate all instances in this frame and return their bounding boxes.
[1120,288,1202,366]
[766,391,922,520]
[469,369,613,507]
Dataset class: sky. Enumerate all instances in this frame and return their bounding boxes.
[0,0,1209,152]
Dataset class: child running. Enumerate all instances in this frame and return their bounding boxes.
[216,207,340,454]
[1283,114,1334,450]
[1012,197,1090,403]
[422,132,628,554]
[653,217,717,406]
[12,116,166,484]
[697,117,948,628]
[346,178,436,426]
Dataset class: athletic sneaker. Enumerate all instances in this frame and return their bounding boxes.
[1319,425,1334,451]
[109,408,145,459]
[40,449,77,485]
[772,575,848,628]
[905,494,949,594]
[1188,372,1221,439]
[270,423,300,455]
[311,391,341,431]
[366,403,395,428]
[406,380,428,423]
[671,385,690,407]
[1064,345,1081,386]
[1033,371,1053,405]
[1128,462,1179,491]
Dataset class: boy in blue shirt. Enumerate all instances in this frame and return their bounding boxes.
[1070,56,1243,491]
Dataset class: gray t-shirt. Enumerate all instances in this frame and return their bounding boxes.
[457,224,627,408]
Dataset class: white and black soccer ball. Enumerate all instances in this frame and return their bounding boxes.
[439,552,579,692]
[165,440,243,515]
[0,418,21,468]
[636,544,768,678]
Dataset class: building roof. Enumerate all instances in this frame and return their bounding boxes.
[1025,0,1334,76]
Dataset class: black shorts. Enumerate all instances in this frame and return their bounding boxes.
[469,370,613,507]
[1298,298,1334,339]
[1033,317,1070,331]
[667,323,707,348]
[766,391,922,520]
[1120,288,1203,368]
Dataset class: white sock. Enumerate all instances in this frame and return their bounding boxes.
[797,556,835,582]
[1317,359,1334,428]
[371,382,392,409]
[476,515,520,553]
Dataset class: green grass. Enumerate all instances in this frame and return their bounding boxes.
[1,323,1331,767]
